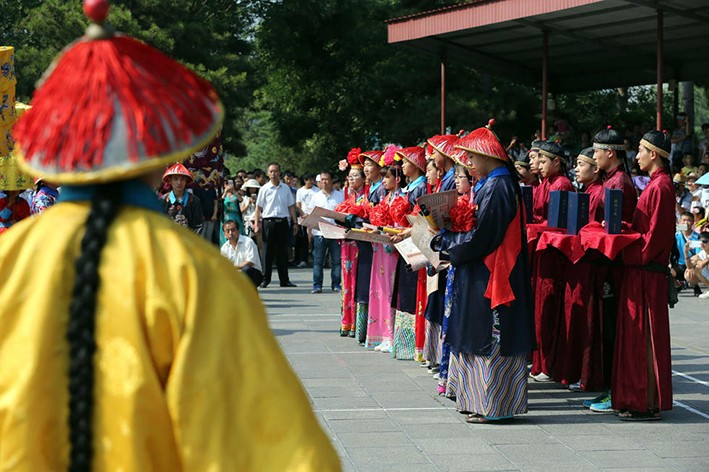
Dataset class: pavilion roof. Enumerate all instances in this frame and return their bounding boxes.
[386,0,709,92]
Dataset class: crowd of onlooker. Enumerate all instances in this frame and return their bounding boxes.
[2,114,708,297]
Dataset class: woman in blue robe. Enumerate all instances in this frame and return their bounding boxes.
[432,120,535,423]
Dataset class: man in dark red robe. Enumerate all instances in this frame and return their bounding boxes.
[611,131,675,420]
[586,128,638,411]
[530,142,574,381]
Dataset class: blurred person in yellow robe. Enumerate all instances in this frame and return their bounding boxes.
[0,1,340,471]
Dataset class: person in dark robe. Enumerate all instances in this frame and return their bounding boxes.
[612,130,675,420]
[389,146,428,360]
[432,120,535,424]
[421,134,462,371]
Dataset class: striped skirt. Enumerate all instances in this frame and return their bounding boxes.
[423,320,442,365]
[445,349,460,400]
[455,344,528,418]
[393,310,416,360]
[355,303,368,344]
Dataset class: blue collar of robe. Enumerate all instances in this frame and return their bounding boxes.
[442,167,455,185]
[402,175,426,194]
[59,180,163,214]
[369,179,382,196]
[167,190,189,206]
[475,166,510,193]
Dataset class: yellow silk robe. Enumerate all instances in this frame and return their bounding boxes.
[0,202,340,471]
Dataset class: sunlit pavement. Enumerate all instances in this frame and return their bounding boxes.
[261,268,709,472]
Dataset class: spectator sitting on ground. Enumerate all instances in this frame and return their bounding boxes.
[684,232,709,299]
[221,219,263,287]
[698,163,708,177]
[674,211,699,292]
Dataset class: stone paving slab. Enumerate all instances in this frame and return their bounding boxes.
[262,269,709,471]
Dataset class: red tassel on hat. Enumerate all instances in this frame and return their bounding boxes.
[13,0,223,184]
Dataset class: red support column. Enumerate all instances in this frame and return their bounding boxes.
[542,31,549,140]
[441,50,447,134]
[656,10,663,131]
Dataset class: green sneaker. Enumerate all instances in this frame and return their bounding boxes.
[582,391,609,408]
[589,393,614,413]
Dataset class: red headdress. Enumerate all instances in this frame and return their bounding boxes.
[395,146,426,172]
[379,144,402,167]
[162,162,194,183]
[455,119,509,162]
[13,0,223,185]
[358,150,384,167]
[347,147,362,169]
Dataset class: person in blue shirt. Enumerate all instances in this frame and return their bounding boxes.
[675,211,701,294]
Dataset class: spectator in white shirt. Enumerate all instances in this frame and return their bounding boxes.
[296,173,319,216]
[295,173,319,267]
[310,171,344,293]
[221,220,263,287]
[253,162,298,288]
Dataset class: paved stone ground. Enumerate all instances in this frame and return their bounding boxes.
[260,268,709,472]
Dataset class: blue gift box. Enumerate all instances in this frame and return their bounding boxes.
[521,185,534,223]
[547,190,568,229]
[604,188,623,234]
[566,191,589,235]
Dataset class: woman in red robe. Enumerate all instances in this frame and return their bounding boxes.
[336,148,368,336]
[612,130,675,420]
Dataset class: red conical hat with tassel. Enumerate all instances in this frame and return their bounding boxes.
[162,162,194,184]
[358,150,384,167]
[452,148,473,168]
[395,146,426,172]
[455,119,509,162]
[13,0,223,185]
[426,134,459,160]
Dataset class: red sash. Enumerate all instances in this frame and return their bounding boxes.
[483,208,522,309]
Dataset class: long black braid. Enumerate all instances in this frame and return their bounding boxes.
[67,183,122,472]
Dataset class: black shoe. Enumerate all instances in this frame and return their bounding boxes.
[694,285,702,297]
[281,281,297,288]
[259,282,269,288]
